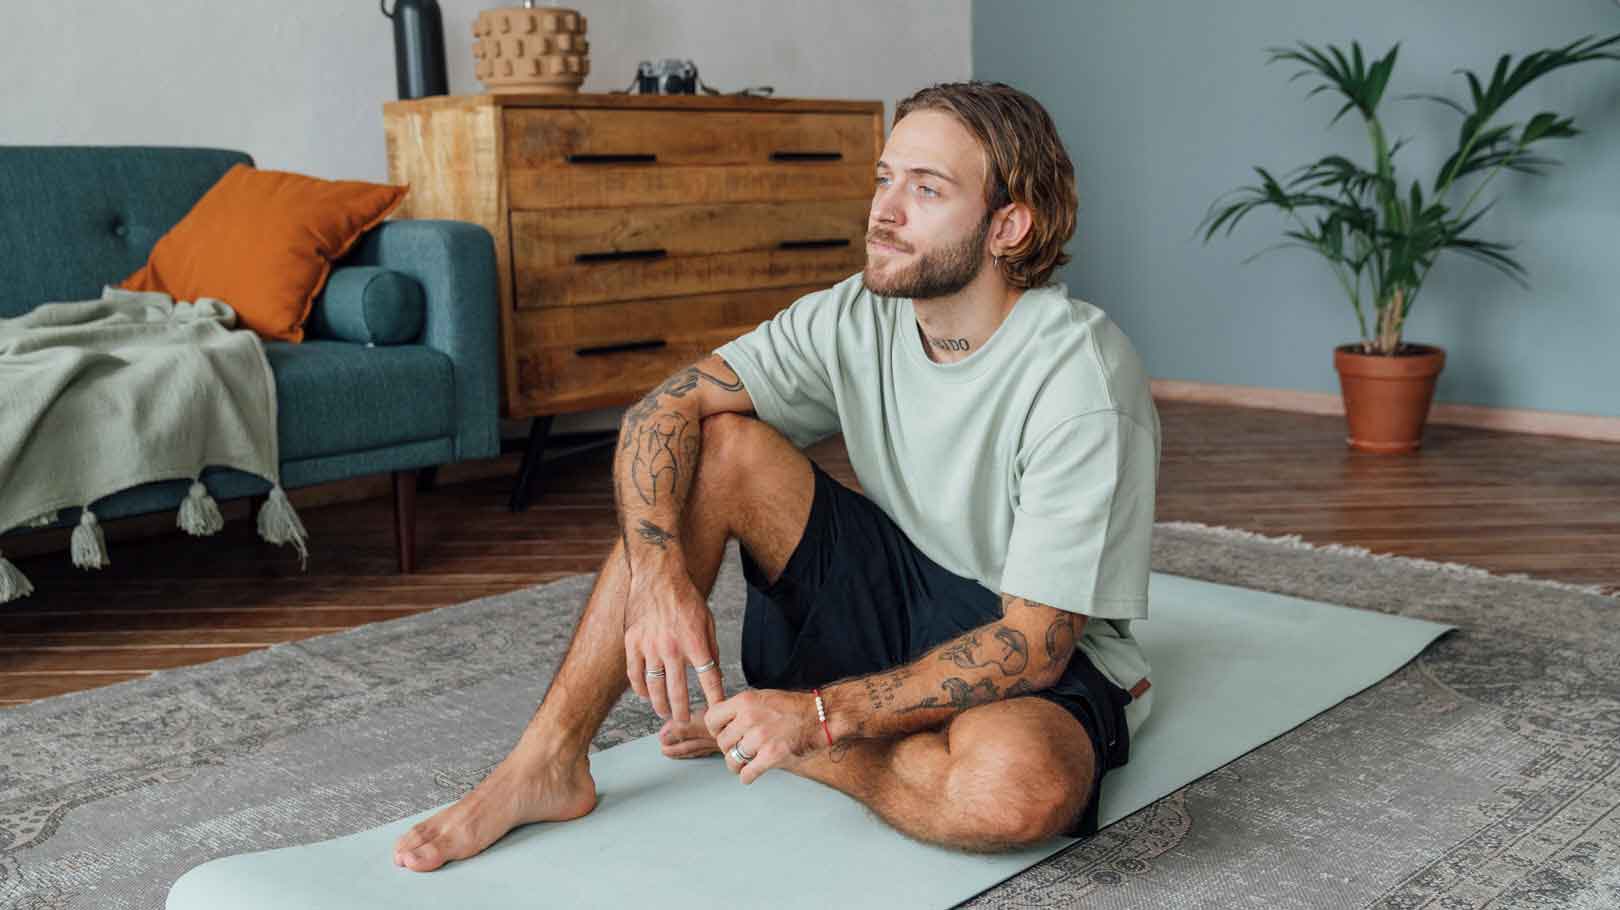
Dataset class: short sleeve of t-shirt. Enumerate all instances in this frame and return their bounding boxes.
[712,290,842,449]
[1000,409,1157,619]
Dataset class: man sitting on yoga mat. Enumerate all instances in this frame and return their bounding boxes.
[393,80,1160,869]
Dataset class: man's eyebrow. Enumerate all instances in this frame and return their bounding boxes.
[875,160,960,186]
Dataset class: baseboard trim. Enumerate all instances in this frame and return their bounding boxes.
[1150,379,1620,444]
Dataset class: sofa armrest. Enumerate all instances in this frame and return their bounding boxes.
[342,219,501,461]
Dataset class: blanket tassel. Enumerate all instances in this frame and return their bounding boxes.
[0,549,33,602]
[70,507,110,570]
[177,479,225,536]
[257,484,309,570]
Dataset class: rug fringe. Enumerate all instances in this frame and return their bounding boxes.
[1155,520,1619,600]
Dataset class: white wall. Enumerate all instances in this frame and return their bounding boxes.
[2,0,971,434]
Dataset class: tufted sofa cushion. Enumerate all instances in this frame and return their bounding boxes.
[0,146,251,317]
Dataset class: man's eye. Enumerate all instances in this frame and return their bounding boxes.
[917,185,937,197]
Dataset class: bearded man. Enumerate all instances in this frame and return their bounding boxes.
[394,80,1160,869]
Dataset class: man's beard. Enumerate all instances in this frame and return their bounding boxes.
[864,210,992,299]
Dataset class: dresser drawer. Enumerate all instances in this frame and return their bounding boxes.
[511,200,866,308]
[504,108,877,208]
[510,285,814,413]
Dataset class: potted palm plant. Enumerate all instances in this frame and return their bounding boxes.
[1200,34,1620,453]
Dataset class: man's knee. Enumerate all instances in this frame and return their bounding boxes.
[697,412,792,485]
[944,747,1077,845]
[698,412,755,460]
[941,705,1093,846]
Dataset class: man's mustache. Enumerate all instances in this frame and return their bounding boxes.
[866,230,911,253]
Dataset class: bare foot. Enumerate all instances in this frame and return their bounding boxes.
[393,746,597,873]
[659,706,721,759]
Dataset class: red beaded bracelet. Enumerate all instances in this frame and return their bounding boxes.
[813,687,834,746]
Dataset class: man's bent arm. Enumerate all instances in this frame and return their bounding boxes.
[613,358,749,577]
[819,595,1086,746]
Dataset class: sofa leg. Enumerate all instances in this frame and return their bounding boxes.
[417,466,439,493]
[393,469,418,574]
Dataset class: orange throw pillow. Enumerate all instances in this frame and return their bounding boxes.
[120,164,408,343]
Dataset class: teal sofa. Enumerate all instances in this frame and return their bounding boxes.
[0,146,501,574]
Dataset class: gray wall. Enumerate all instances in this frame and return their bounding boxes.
[975,1,1620,417]
[3,0,968,181]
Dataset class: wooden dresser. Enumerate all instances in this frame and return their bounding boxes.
[382,92,883,505]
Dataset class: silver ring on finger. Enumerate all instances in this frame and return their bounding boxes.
[729,743,754,764]
[692,660,717,674]
[645,666,666,678]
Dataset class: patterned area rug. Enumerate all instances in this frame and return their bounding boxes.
[2,523,1617,909]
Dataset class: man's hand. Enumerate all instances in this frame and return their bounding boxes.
[624,571,727,724]
[705,689,822,785]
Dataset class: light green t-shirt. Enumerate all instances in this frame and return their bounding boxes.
[714,271,1160,738]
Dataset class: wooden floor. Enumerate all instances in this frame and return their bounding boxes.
[4,399,1618,708]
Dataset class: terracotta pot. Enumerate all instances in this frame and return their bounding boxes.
[1332,343,1446,454]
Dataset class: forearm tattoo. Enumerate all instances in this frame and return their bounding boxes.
[1045,613,1077,669]
[616,362,743,512]
[635,520,675,549]
[897,676,1001,715]
[861,665,914,713]
[894,599,1071,718]
[629,412,689,506]
[937,627,1029,676]
[1005,595,1078,674]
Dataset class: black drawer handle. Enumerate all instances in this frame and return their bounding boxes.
[566,153,658,164]
[575,248,668,264]
[577,339,668,357]
[771,151,844,162]
[779,238,851,250]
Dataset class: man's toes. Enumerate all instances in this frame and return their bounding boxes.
[401,837,450,872]
[394,824,433,861]
[662,739,718,759]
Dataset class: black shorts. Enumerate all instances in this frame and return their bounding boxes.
[738,460,1134,839]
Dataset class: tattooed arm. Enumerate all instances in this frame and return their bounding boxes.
[818,595,1086,750]
[614,354,753,563]
[616,354,754,722]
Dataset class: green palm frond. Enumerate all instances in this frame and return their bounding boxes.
[1199,31,1620,352]
[1266,40,1400,125]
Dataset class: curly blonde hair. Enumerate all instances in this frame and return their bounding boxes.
[894,81,1078,289]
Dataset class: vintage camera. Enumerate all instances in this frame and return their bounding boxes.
[637,59,700,95]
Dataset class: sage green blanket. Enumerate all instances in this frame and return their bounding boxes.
[0,286,307,601]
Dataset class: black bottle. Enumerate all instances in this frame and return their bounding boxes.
[382,0,448,100]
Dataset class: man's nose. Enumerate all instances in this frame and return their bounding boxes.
[871,188,903,226]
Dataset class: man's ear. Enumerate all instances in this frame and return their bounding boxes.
[991,202,1035,257]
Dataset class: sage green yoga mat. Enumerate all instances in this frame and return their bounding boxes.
[167,572,1452,909]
